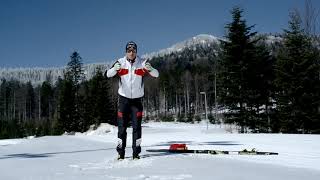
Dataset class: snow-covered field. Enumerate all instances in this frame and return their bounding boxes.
[1,122,320,180]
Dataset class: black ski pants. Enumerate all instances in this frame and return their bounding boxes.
[117,95,143,156]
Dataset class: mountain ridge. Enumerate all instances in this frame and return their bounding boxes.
[0,34,279,85]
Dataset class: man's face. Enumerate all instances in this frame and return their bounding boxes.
[126,48,137,60]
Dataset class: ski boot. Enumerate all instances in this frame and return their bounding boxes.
[117,154,125,161]
[132,154,140,160]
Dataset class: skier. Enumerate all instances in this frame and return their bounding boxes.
[105,41,159,160]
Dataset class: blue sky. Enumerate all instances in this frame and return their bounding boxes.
[0,0,319,68]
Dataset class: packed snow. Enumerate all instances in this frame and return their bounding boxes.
[1,122,320,180]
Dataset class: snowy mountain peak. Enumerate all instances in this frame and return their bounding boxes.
[192,34,221,42]
[142,34,221,59]
[0,34,282,85]
[0,34,222,85]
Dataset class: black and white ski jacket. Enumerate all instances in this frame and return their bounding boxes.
[106,56,159,99]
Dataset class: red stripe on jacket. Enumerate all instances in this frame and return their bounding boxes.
[117,69,129,76]
[134,68,146,76]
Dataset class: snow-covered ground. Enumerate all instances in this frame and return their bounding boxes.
[1,122,320,180]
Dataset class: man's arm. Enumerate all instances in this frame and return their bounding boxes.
[148,67,159,78]
[143,60,159,78]
[105,61,121,78]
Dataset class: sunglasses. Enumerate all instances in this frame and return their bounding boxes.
[126,49,137,53]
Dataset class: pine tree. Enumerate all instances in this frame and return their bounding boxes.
[26,81,35,120]
[66,51,85,86]
[57,51,85,133]
[0,79,7,120]
[40,81,53,119]
[88,68,115,126]
[39,81,53,135]
[58,79,75,133]
[275,12,320,133]
[218,7,258,132]
[245,40,275,132]
[52,77,64,135]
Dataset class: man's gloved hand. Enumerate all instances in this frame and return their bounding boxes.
[145,62,154,72]
[113,62,121,71]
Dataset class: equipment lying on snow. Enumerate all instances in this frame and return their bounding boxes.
[146,144,278,155]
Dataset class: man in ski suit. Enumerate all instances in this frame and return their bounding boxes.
[105,41,159,160]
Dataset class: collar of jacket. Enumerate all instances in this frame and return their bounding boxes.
[127,57,136,64]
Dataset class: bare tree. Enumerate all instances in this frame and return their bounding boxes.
[300,0,319,36]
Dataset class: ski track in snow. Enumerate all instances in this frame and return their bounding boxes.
[106,174,193,180]
[0,139,24,146]
[67,155,193,180]
[69,157,154,170]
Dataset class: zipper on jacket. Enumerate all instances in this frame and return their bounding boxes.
[130,62,133,99]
